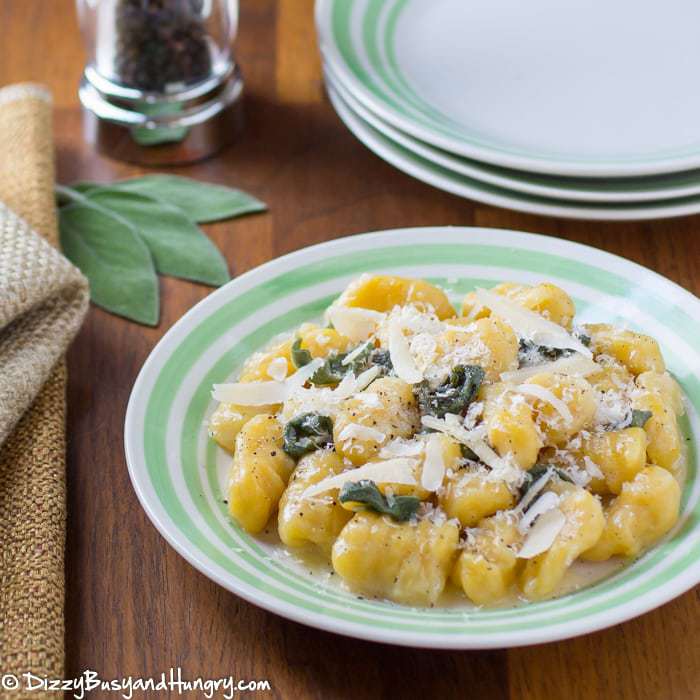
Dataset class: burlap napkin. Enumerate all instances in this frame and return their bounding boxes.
[0,84,89,689]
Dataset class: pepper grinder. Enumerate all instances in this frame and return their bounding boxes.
[76,0,243,165]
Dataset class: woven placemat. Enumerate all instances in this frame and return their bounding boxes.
[0,84,89,695]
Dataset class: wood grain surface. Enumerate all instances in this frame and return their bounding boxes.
[1,1,699,698]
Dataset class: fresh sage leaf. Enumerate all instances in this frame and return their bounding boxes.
[416,364,485,418]
[283,413,334,459]
[83,188,229,287]
[59,201,159,325]
[291,338,313,369]
[518,464,574,501]
[627,409,653,428]
[339,479,420,522]
[74,174,266,223]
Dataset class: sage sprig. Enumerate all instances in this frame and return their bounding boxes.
[56,175,266,325]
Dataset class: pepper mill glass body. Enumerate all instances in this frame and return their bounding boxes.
[76,0,243,164]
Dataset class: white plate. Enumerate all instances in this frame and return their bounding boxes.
[326,79,700,220]
[317,0,700,177]
[325,60,700,204]
[124,226,700,648]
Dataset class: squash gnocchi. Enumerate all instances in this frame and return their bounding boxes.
[209,275,686,608]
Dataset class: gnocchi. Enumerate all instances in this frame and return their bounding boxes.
[208,274,686,607]
[332,512,459,606]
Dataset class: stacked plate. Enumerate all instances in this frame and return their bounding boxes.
[316,0,700,220]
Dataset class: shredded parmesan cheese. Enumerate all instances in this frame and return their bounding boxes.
[421,433,446,491]
[515,383,573,424]
[476,288,592,357]
[388,317,423,384]
[302,458,418,499]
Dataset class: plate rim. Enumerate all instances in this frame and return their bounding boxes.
[316,0,700,178]
[324,59,700,205]
[124,226,700,649]
[325,78,700,221]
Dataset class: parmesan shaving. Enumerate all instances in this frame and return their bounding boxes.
[476,288,592,357]
[518,491,560,534]
[212,380,287,405]
[331,364,381,400]
[337,423,386,444]
[388,317,423,384]
[515,383,573,424]
[583,456,605,480]
[464,300,484,321]
[353,365,382,392]
[518,507,566,559]
[421,433,446,491]
[379,438,425,458]
[266,356,288,382]
[213,357,324,406]
[334,372,358,398]
[302,458,418,499]
[341,341,371,366]
[500,355,599,383]
[326,305,385,342]
[421,414,516,479]
[286,357,324,389]
[517,469,553,512]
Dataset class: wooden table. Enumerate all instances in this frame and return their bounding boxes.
[2,1,699,698]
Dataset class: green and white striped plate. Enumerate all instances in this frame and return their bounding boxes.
[325,80,700,221]
[324,60,700,206]
[125,228,700,649]
[316,0,700,178]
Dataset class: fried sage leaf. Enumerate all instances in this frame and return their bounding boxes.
[369,348,393,374]
[339,479,420,522]
[283,413,333,459]
[626,409,653,428]
[416,364,485,418]
[291,338,313,368]
[291,339,379,386]
[518,330,591,366]
[518,464,574,501]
